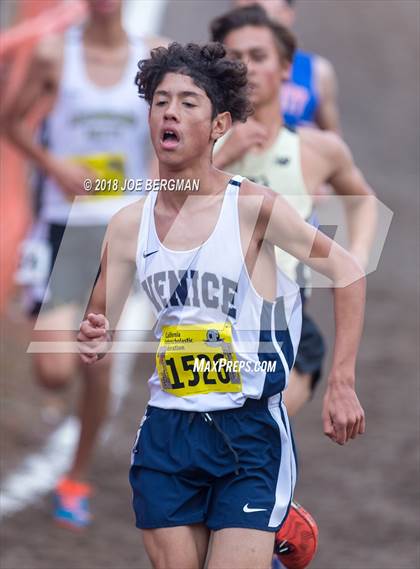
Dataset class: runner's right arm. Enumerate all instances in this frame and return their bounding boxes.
[0,36,92,196]
[77,200,143,364]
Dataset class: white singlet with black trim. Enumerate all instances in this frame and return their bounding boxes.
[218,126,314,284]
[40,26,149,226]
[136,176,302,412]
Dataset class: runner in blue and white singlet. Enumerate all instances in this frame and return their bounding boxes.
[137,175,302,412]
[78,42,366,568]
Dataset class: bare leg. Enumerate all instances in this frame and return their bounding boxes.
[282,369,312,417]
[32,305,79,390]
[68,354,111,481]
[32,304,111,482]
[208,528,274,569]
[142,524,210,569]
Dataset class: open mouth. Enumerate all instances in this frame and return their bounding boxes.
[163,130,179,142]
[161,129,180,149]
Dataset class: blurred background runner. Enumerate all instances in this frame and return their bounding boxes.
[1,0,166,530]
[234,0,341,132]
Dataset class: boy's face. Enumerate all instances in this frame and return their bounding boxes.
[223,25,289,108]
[149,72,221,168]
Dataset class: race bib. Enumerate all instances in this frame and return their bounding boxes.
[73,153,125,199]
[156,322,242,397]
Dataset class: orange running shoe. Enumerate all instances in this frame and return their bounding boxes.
[53,477,92,530]
[274,500,319,569]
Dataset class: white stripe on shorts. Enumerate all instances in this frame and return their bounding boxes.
[267,394,296,528]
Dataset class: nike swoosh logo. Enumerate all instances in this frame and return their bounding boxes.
[243,503,267,513]
[143,250,159,258]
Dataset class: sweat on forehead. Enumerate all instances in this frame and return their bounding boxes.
[135,42,252,123]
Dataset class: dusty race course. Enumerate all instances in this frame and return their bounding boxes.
[1,1,419,568]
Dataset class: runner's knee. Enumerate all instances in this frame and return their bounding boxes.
[142,534,173,569]
[33,354,75,390]
[142,528,203,569]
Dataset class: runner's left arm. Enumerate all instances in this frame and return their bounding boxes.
[258,186,366,445]
[325,134,378,270]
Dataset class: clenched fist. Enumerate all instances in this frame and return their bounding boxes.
[322,381,366,445]
[77,313,111,364]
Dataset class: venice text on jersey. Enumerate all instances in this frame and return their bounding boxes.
[141,270,238,317]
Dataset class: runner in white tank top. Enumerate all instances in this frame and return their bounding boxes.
[3,0,168,531]
[78,42,366,568]
[40,25,149,226]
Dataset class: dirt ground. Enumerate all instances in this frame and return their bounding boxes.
[1,1,419,568]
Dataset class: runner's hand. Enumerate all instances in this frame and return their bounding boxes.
[223,118,268,162]
[77,313,111,364]
[322,381,365,445]
[49,157,95,197]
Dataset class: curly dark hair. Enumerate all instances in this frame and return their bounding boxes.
[211,4,296,63]
[135,42,252,122]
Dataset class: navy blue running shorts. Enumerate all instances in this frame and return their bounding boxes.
[129,394,297,532]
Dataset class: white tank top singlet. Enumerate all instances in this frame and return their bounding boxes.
[136,176,302,412]
[40,26,150,226]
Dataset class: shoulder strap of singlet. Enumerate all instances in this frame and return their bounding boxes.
[222,175,244,231]
[136,191,157,277]
[225,174,244,200]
